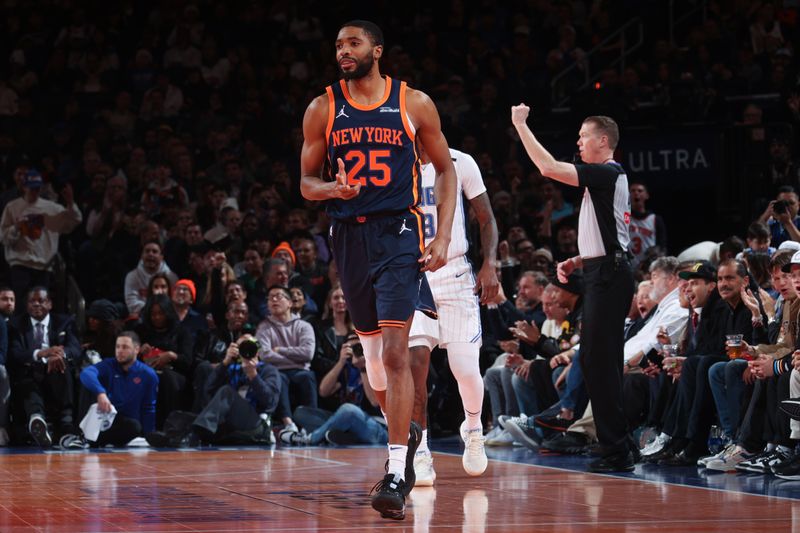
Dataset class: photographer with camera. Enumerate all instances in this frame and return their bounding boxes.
[182,333,280,446]
[280,332,386,446]
[758,186,800,247]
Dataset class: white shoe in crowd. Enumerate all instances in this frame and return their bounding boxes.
[59,434,89,450]
[485,427,519,447]
[414,450,436,486]
[705,445,752,472]
[497,414,527,429]
[640,433,670,457]
[28,414,51,448]
[461,422,488,476]
[697,442,734,467]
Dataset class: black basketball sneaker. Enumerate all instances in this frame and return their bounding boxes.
[370,473,408,520]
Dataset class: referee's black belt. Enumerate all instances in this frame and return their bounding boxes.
[334,209,414,225]
[582,250,631,266]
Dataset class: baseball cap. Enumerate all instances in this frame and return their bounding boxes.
[679,261,717,281]
[23,170,43,189]
[778,240,800,252]
[782,250,800,273]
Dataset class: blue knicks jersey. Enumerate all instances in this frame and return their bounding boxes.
[325,76,421,219]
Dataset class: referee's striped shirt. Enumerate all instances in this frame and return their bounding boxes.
[575,161,631,259]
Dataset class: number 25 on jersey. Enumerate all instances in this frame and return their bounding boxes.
[344,149,392,187]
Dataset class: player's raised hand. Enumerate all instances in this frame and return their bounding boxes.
[419,236,449,272]
[511,104,530,127]
[332,157,360,200]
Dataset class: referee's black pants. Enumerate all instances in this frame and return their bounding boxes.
[579,257,634,455]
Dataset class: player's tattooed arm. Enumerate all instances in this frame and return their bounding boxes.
[469,192,500,303]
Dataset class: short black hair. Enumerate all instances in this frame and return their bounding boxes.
[226,279,245,292]
[267,285,292,300]
[141,293,179,330]
[340,20,384,46]
[719,258,749,279]
[778,185,797,196]
[141,240,163,253]
[118,330,141,346]
[719,235,745,256]
[27,286,50,299]
[746,221,770,240]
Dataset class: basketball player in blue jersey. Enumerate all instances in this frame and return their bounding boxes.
[362,142,498,486]
[300,20,457,520]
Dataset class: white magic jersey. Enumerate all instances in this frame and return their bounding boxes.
[418,148,487,261]
[411,149,485,348]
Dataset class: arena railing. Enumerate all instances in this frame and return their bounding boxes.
[550,17,644,109]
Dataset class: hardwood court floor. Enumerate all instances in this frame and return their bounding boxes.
[0,444,799,532]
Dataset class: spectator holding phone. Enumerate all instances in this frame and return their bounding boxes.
[0,170,82,308]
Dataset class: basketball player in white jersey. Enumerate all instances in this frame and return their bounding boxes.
[361,143,498,484]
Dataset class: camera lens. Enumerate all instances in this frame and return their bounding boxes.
[352,342,364,358]
[238,339,259,359]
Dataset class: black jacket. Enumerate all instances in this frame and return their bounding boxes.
[194,327,243,366]
[134,323,194,376]
[686,294,767,357]
[8,313,81,369]
[312,319,349,379]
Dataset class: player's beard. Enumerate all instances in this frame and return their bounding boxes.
[340,54,374,81]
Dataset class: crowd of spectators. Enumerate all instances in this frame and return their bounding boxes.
[0,0,798,469]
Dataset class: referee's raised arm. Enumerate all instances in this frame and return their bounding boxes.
[510,104,578,186]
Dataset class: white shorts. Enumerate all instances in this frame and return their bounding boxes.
[409,255,482,350]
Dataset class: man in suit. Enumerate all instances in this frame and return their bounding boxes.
[8,286,81,447]
[0,286,12,445]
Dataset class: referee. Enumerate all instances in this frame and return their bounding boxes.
[511,104,636,473]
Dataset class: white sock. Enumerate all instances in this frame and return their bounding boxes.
[448,342,484,431]
[388,444,408,479]
[417,429,430,454]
